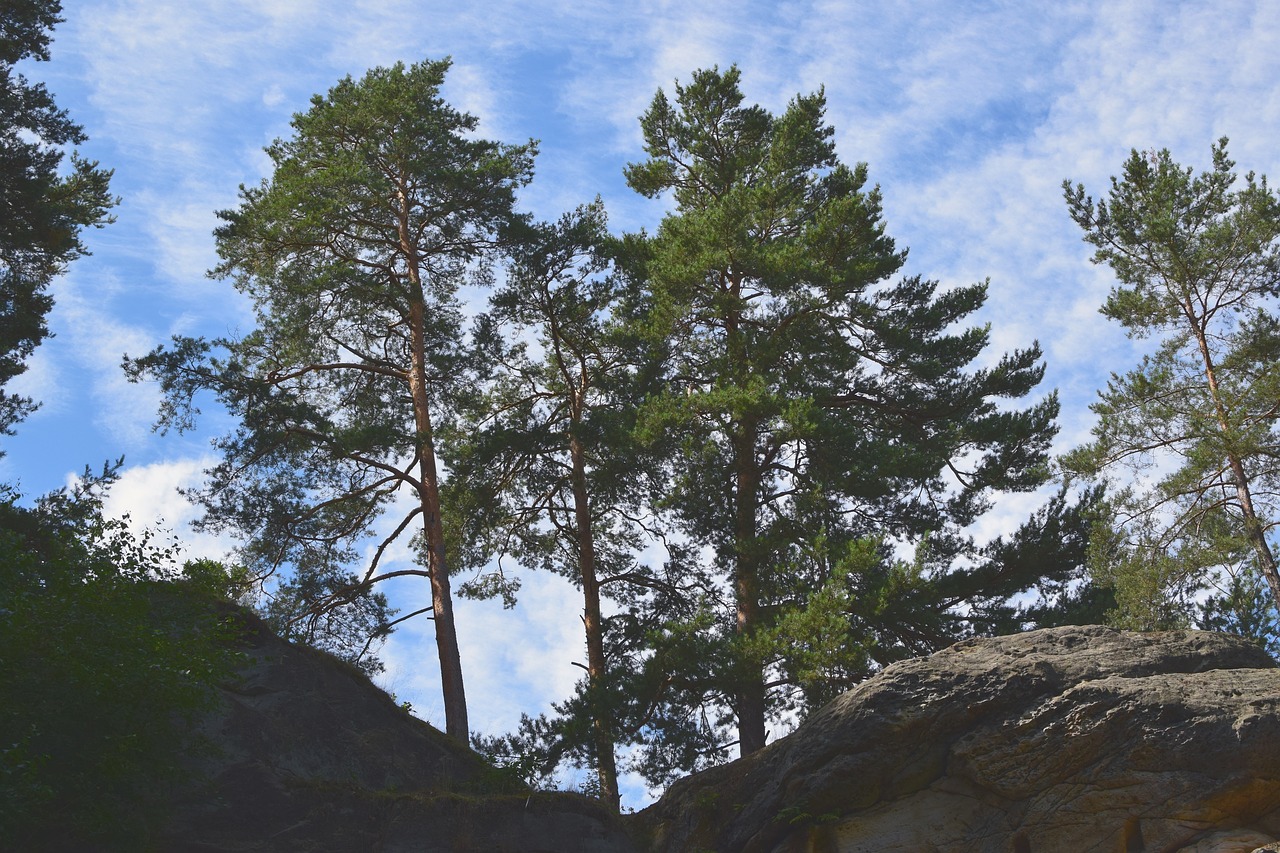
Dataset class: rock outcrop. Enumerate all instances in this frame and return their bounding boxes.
[157,612,1280,853]
[634,625,1280,853]
[159,609,638,853]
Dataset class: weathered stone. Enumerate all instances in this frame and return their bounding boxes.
[159,608,639,852]
[1174,829,1278,852]
[635,625,1280,853]
[155,611,1280,853]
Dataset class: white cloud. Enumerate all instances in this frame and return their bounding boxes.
[100,454,235,562]
[261,83,287,109]
[376,569,585,739]
[4,340,62,416]
[441,59,510,140]
[25,268,160,449]
[130,189,225,288]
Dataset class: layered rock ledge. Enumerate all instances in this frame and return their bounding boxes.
[634,625,1280,853]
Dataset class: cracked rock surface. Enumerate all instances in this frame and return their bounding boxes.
[634,625,1280,853]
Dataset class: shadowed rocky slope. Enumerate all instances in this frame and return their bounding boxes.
[159,610,637,853]
[160,614,1280,853]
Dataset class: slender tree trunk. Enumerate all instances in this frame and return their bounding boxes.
[734,420,767,756]
[542,263,619,807]
[399,178,468,741]
[725,276,767,757]
[395,184,468,742]
[1226,455,1280,613]
[407,297,469,742]
[1189,311,1280,613]
[570,429,621,810]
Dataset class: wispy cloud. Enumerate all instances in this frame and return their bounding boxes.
[377,570,586,737]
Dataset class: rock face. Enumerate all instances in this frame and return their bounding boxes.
[159,609,638,853]
[634,625,1280,853]
[160,614,1280,853]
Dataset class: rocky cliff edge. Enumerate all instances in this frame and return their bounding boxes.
[634,625,1280,853]
[159,613,1280,853]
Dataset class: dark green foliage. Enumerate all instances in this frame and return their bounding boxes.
[445,201,674,807]
[621,66,1063,763]
[1199,565,1280,658]
[476,70,1096,794]
[929,484,1111,637]
[261,562,395,677]
[1064,140,1280,638]
[126,59,536,739]
[0,464,240,849]
[506,559,729,792]
[0,0,115,438]
[975,486,1115,631]
[445,202,642,590]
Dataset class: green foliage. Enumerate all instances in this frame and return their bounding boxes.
[1199,564,1280,657]
[444,201,646,589]
[1064,139,1280,636]
[0,0,116,439]
[126,59,536,738]
[178,555,256,603]
[476,70,1098,795]
[619,65,1063,762]
[1085,490,1279,653]
[0,465,240,849]
[444,199,671,806]
[746,537,881,712]
[260,563,396,676]
[470,730,549,792]
[1083,502,1203,630]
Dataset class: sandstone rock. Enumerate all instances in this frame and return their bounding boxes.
[1174,829,1278,852]
[159,608,638,852]
[156,611,1280,853]
[635,625,1280,853]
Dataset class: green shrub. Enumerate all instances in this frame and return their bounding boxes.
[0,470,240,849]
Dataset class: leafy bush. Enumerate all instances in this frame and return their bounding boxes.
[0,465,241,849]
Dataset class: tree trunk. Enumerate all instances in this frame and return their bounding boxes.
[726,275,767,757]
[1227,454,1280,614]
[397,183,468,743]
[570,429,621,810]
[408,297,469,743]
[734,420,767,757]
[1189,311,1280,613]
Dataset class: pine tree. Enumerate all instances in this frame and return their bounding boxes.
[626,67,1060,757]
[126,59,535,741]
[1064,139,1280,628]
[1,0,115,439]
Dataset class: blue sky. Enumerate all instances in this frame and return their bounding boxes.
[9,0,1280,805]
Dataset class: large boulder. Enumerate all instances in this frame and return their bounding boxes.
[634,625,1280,853]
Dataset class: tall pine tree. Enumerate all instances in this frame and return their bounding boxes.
[127,59,535,742]
[626,67,1060,757]
[444,202,653,807]
[1063,140,1280,630]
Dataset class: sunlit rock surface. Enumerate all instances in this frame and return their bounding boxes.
[634,625,1280,853]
